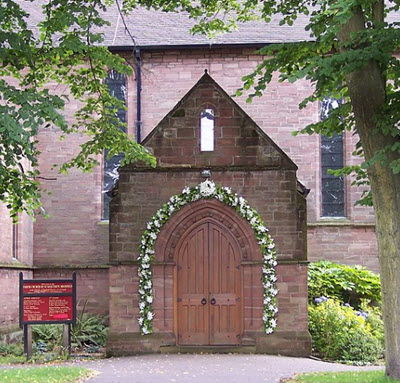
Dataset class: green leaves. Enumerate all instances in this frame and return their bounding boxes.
[308,261,382,308]
[309,299,384,363]
[1,1,155,220]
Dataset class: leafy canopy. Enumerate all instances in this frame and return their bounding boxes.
[0,0,155,220]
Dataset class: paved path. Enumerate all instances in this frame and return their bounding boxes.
[66,354,382,383]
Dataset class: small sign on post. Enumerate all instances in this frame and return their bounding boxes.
[19,273,77,358]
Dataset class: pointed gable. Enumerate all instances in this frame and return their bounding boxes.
[142,72,297,170]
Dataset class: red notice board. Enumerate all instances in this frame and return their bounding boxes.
[19,273,77,326]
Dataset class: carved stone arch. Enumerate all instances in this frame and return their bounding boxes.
[154,199,262,263]
[174,216,242,261]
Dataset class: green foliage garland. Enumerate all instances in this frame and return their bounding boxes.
[137,180,278,335]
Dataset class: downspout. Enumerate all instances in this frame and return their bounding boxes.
[134,47,142,144]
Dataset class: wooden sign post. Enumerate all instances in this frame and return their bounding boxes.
[19,273,77,358]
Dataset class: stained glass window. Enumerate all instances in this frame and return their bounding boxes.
[320,98,345,217]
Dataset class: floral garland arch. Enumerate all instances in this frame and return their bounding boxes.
[137,180,278,335]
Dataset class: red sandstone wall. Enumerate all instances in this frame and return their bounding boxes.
[109,265,138,333]
[33,129,107,266]
[131,48,372,224]
[132,48,377,269]
[135,49,322,221]
[0,207,33,265]
[276,264,309,332]
[0,205,34,329]
[0,270,33,329]
[0,205,12,264]
[308,225,378,272]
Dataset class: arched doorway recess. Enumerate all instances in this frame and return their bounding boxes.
[155,199,262,346]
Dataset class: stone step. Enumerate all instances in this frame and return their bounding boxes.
[160,345,257,354]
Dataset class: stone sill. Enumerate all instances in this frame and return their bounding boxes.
[0,262,33,270]
[308,220,375,227]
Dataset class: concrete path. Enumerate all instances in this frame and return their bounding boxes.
[67,354,382,383]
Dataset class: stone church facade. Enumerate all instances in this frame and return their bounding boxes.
[107,73,310,355]
[0,8,377,347]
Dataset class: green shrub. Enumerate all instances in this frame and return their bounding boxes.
[308,261,381,308]
[361,301,385,346]
[71,313,107,350]
[32,313,107,352]
[32,325,63,350]
[0,342,24,356]
[309,299,383,364]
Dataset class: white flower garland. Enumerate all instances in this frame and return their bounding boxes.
[137,180,278,335]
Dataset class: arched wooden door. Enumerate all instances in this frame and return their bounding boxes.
[176,219,242,346]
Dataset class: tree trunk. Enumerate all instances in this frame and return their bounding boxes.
[363,131,400,379]
[339,8,400,379]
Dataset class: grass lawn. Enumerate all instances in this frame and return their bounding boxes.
[0,366,93,383]
[287,370,400,383]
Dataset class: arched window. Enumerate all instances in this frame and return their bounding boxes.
[102,70,127,220]
[200,109,215,151]
[320,98,345,217]
[12,223,19,260]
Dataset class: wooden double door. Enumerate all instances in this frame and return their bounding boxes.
[176,220,242,345]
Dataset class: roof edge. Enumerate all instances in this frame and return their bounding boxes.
[107,40,313,52]
[108,42,271,52]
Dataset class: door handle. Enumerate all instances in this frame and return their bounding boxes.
[210,298,216,305]
[201,298,207,305]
